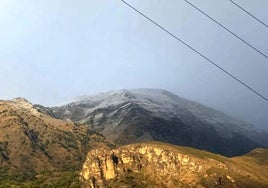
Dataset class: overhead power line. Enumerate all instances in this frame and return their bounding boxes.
[183,0,268,59]
[229,0,268,28]
[120,0,268,102]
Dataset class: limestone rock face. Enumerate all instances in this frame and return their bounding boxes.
[80,142,268,188]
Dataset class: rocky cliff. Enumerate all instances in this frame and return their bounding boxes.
[80,142,268,188]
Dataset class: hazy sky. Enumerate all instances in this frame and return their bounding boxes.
[0,0,268,130]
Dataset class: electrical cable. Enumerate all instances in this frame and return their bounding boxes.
[229,0,268,28]
[120,0,268,102]
[184,0,268,59]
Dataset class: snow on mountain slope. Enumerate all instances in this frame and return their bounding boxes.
[56,89,253,131]
[51,89,268,156]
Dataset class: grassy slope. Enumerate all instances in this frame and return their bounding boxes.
[0,100,113,187]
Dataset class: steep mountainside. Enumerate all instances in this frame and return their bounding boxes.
[80,142,268,188]
[51,89,268,156]
[0,98,112,186]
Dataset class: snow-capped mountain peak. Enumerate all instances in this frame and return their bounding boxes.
[51,88,268,156]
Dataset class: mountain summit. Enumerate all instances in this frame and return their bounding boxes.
[51,89,268,156]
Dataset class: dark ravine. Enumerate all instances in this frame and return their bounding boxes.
[80,142,268,188]
[51,89,268,157]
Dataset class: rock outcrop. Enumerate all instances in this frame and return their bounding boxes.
[80,142,268,188]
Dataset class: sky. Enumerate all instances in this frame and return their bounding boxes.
[0,0,268,130]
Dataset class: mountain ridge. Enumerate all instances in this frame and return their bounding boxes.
[50,88,268,157]
[0,98,112,186]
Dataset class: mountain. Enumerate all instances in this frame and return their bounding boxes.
[1,95,267,187]
[0,98,112,187]
[51,88,268,157]
[80,142,268,188]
